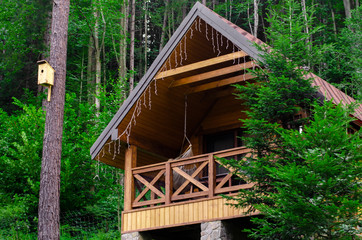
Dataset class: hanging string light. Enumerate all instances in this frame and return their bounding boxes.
[184,37,187,61]
[211,28,215,53]
[205,23,209,41]
[179,42,183,66]
[216,31,221,56]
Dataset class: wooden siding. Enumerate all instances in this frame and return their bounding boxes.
[122,196,250,233]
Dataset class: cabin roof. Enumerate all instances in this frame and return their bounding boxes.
[90,2,362,164]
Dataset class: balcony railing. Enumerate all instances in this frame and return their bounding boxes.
[128,147,253,210]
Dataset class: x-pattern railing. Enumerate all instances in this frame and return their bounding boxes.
[131,147,253,209]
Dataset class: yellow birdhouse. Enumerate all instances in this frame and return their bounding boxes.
[37,60,55,101]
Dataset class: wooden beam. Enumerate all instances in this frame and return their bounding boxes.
[208,154,215,198]
[170,61,255,88]
[124,145,137,211]
[155,51,248,80]
[187,73,256,94]
[165,162,172,205]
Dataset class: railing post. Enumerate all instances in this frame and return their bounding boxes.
[208,154,215,198]
[124,145,137,211]
[165,161,172,205]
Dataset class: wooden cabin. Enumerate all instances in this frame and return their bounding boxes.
[90,3,362,240]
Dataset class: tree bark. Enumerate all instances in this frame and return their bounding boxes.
[182,0,187,19]
[87,34,95,104]
[343,0,352,19]
[253,0,259,38]
[160,0,169,52]
[119,0,128,82]
[93,0,101,114]
[144,0,148,74]
[129,0,135,92]
[37,1,70,239]
[202,0,206,5]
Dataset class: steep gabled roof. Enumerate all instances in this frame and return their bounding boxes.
[90,2,362,162]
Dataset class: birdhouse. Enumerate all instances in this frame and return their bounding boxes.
[37,60,55,101]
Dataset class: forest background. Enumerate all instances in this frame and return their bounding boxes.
[0,0,360,239]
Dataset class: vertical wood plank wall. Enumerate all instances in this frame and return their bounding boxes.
[122,197,249,233]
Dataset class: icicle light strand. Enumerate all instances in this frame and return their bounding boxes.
[216,31,221,56]
[211,28,215,53]
[179,43,183,66]
[184,36,187,61]
[205,23,209,40]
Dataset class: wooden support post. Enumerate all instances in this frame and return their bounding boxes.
[208,154,215,198]
[165,162,172,205]
[124,145,137,211]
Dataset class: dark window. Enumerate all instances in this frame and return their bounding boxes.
[204,129,243,175]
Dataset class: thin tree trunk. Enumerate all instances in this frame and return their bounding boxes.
[301,0,310,68]
[138,17,143,79]
[202,0,206,5]
[171,8,175,34]
[247,1,253,36]
[144,0,148,74]
[343,0,352,19]
[119,0,128,82]
[93,1,101,114]
[253,0,259,38]
[159,0,168,52]
[37,0,70,239]
[168,8,172,39]
[330,6,337,38]
[129,0,135,92]
[87,34,95,104]
[230,0,232,21]
[182,1,187,19]
[225,0,228,20]
[100,3,107,88]
[212,0,217,10]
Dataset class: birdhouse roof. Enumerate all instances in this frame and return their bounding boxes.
[37,60,55,72]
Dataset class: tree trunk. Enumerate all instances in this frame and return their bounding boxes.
[119,0,128,82]
[330,5,337,38]
[159,0,168,52]
[301,0,310,68]
[182,0,187,19]
[343,0,352,19]
[253,0,259,38]
[93,1,101,114]
[144,0,148,74]
[87,34,95,104]
[37,1,70,239]
[229,0,232,21]
[202,0,206,5]
[129,0,135,92]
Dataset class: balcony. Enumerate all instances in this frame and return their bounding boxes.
[122,146,254,233]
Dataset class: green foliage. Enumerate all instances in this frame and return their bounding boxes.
[0,90,123,237]
[226,101,361,239]
[337,6,362,100]
[222,1,361,238]
[266,0,331,68]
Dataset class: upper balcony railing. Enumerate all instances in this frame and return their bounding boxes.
[128,146,254,210]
